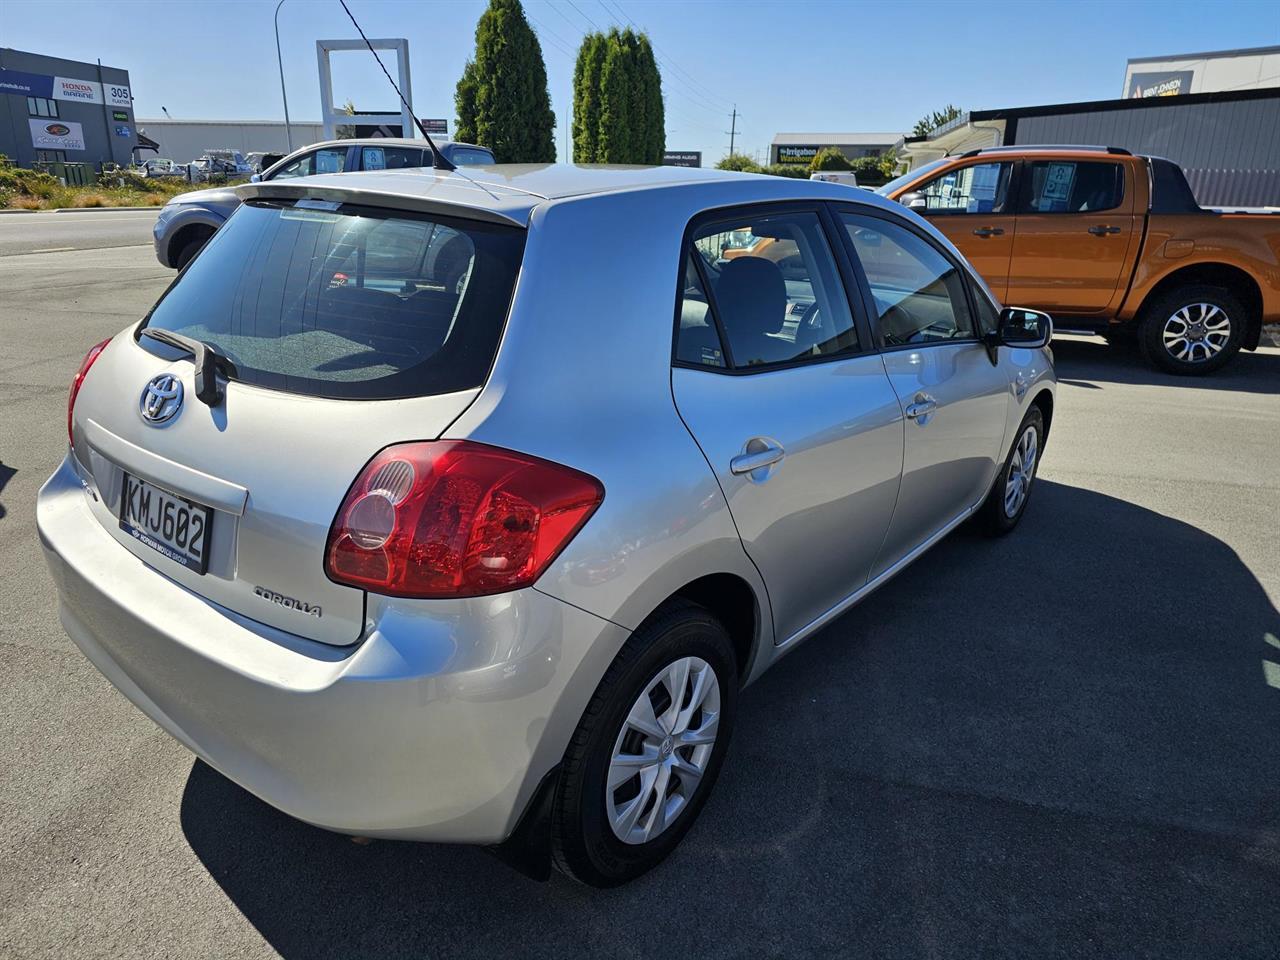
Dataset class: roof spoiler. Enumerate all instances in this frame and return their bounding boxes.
[233,180,524,227]
[957,145,1132,159]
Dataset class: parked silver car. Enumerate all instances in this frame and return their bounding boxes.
[41,165,1055,886]
[152,138,496,268]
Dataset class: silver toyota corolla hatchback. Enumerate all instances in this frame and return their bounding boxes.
[39,165,1055,886]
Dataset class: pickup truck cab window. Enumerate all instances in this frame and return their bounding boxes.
[684,210,860,370]
[913,161,1014,215]
[840,213,975,346]
[1020,160,1123,213]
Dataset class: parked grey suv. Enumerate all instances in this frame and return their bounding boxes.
[152,138,495,268]
[43,165,1055,886]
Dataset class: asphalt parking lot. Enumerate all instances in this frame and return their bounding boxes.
[1,211,1278,959]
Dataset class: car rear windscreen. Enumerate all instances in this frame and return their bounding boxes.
[140,200,525,399]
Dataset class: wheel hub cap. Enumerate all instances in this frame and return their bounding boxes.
[606,656,721,845]
[1003,424,1038,519]
[1162,303,1229,362]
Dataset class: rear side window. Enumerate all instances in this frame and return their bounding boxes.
[842,213,975,345]
[450,148,495,165]
[1021,160,1123,213]
[361,146,425,170]
[677,210,860,370]
[140,201,524,399]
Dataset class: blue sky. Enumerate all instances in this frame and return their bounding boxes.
[3,0,1277,162]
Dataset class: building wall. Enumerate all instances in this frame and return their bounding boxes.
[1123,47,1280,98]
[135,120,327,164]
[1012,94,1280,206]
[0,48,135,169]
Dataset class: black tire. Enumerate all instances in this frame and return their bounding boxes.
[976,405,1044,536]
[1138,284,1245,375]
[173,233,209,271]
[551,601,738,887]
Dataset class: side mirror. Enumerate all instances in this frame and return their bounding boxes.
[899,192,928,212]
[1001,307,1053,347]
[250,173,261,183]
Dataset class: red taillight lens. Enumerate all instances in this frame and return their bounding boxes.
[325,441,604,598]
[68,338,111,448]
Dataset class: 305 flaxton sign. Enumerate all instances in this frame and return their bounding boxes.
[0,68,131,107]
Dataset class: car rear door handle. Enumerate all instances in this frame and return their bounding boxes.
[971,227,1005,237]
[1088,225,1122,236]
[904,394,938,423]
[730,440,785,476]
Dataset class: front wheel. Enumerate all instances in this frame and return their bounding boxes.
[976,405,1044,536]
[551,602,737,887]
[1138,285,1244,375]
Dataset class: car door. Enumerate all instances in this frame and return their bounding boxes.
[1004,158,1138,316]
[837,210,1011,578]
[903,160,1017,301]
[671,205,905,646]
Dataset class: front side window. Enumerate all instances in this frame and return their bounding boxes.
[913,161,1012,214]
[1021,160,1123,213]
[140,202,524,400]
[842,214,975,346]
[269,147,348,180]
[682,210,859,369]
[361,146,425,170]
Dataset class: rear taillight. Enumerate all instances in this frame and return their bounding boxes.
[325,441,604,598]
[68,338,111,448]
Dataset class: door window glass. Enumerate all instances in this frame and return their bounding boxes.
[269,148,347,180]
[449,148,495,165]
[842,214,975,345]
[914,162,1012,214]
[1022,161,1122,213]
[675,253,725,368]
[361,146,425,170]
[688,211,859,369]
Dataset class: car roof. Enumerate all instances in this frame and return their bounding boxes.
[237,162,903,228]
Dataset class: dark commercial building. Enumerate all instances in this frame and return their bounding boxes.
[0,48,136,169]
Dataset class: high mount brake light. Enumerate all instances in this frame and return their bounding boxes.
[68,338,111,448]
[325,441,604,599]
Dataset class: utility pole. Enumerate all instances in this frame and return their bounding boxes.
[274,0,294,152]
[725,106,739,156]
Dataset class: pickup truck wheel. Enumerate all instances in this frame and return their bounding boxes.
[1139,285,1244,375]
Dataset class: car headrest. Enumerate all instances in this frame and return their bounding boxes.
[716,256,786,342]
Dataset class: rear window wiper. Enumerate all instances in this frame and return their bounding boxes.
[139,327,237,406]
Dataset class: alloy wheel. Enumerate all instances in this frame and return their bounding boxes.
[606,656,721,845]
[1004,424,1039,518]
[1162,303,1231,363]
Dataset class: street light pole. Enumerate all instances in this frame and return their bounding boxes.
[274,0,294,152]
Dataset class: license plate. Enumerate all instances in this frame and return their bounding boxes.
[119,473,213,574]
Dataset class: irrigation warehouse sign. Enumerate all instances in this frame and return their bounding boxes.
[663,151,702,167]
[29,119,86,152]
[0,68,130,107]
[776,145,819,165]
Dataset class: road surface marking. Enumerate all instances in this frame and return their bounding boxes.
[1264,660,1280,690]
[32,246,75,253]
[1265,632,1280,651]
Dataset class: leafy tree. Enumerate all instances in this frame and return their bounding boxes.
[912,104,963,137]
[336,99,357,140]
[572,27,664,163]
[454,0,555,162]
[715,153,761,173]
[808,147,852,172]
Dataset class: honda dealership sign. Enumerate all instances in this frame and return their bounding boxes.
[29,118,86,151]
[0,68,130,107]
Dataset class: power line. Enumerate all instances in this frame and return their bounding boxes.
[607,0,735,109]
[563,0,600,31]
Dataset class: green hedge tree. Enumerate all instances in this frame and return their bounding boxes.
[454,0,555,163]
[808,147,852,173]
[572,28,664,163]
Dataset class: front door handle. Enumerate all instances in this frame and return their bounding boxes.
[1088,225,1122,236]
[972,227,1005,237]
[904,394,938,423]
[730,439,786,476]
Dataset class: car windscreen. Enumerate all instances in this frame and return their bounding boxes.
[139,200,524,400]
[876,158,951,197]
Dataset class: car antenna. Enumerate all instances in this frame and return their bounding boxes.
[337,0,456,172]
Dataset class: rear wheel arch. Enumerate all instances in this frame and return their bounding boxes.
[1132,262,1263,349]
[652,573,761,686]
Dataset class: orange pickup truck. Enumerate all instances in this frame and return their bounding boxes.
[880,147,1279,374]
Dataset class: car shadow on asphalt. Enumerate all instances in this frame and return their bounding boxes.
[1051,335,1280,394]
[0,461,15,520]
[179,480,1280,960]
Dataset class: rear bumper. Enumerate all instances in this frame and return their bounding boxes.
[37,455,628,843]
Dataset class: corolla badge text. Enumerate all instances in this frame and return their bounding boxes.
[254,585,322,618]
